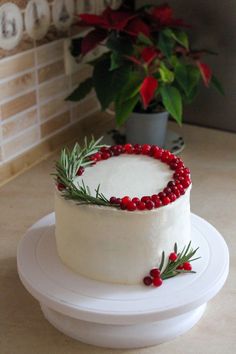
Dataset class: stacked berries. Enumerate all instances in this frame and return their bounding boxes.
[143,251,192,287]
[57,143,192,211]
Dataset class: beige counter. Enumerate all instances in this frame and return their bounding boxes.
[1,122,236,354]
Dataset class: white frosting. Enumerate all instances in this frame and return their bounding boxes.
[55,154,191,285]
[74,155,172,198]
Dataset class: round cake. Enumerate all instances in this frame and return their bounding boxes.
[54,141,192,285]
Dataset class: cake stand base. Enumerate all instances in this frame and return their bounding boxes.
[17,213,229,349]
[40,303,206,348]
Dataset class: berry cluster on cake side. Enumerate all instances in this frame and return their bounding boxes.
[53,137,199,286]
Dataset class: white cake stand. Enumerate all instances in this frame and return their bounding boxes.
[17,213,229,349]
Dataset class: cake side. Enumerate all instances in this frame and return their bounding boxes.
[55,187,191,284]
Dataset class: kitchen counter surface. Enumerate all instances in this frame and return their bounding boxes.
[1,122,235,354]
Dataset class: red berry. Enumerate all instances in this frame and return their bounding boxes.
[177,265,184,270]
[168,193,177,202]
[154,198,162,208]
[145,200,154,210]
[124,143,133,154]
[94,152,102,161]
[170,162,178,170]
[150,145,159,156]
[151,194,159,202]
[183,167,191,174]
[141,196,151,203]
[76,166,84,176]
[183,262,192,271]
[101,152,110,160]
[136,201,146,210]
[153,148,163,159]
[120,202,127,210]
[162,196,171,205]
[57,182,65,191]
[164,187,172,194]
[122,196,131,205]
[116,198,121,205]
[167,181,175,188]
[177,185,185,195]
[169,252,178,262]
[132,197,140,204]
[110,196,118,204]
[143,276,153,286]
[126,201,137,211]
[161,151,171,162]
[100,146,110,153]
[176,161,184,169]
[181,178,191,188]
[158,192,166,199]
[142,144,151,155]
[134,144,142,154]
[153,277,163,287]
[150,268,161,277]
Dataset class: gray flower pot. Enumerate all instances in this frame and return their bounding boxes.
[125,111,169,147]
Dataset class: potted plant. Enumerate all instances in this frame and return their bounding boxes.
[67,4,223,146]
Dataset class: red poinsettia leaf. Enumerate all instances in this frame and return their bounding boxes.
[197,61,212,86]
[140,76,158,109]
[125,18,150,37]
[141,47,157,64]
[79,13,108,28]
[152,5,173,25]
[101,7,136,31]
[81,29,107,55]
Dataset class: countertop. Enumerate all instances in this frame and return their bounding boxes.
[1,122,236,354]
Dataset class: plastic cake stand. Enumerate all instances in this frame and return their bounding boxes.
[17,213,229,349]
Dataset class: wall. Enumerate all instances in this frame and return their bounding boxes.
[137,0,236,132]
[0,0,105,179]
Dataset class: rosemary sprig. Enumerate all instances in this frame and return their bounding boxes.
[53,136,113,207]
[160,241,200,280]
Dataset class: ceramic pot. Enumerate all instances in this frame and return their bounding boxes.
[125,111,168,147]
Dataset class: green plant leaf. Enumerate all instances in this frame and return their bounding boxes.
[106,32,133,55]
[117,72,142,101]
[158,31,175,59]
[163,28,189,49]
[211,75,225,95]
[160,85,182,124]
[175,64,200,96]
[137,32,153,46]
[159,62,174,83]
[66,77,93,101]
[93,57,130,110]
[115,94,139,126]
[110,51,123,70]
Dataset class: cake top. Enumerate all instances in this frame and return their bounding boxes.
[54,137,191,211]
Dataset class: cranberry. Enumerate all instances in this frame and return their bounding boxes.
[168,193,177,202]
[150,145,159,156]
[124,143,134,154]
[142,144,151,155]
[94,152,102,161]
[154,198,162,208]
[143,276,153,286]
[169,252,178,261]
[158,192,166,199]
[177,185,185,195]
[161,151,171,162]
[177,265,184,270]
[164,187,172,194]
[145,200,154,210]
[116,198,121,205]
[110,196,118,204]
[100,146,110,153]
[153,148,163,159]
[132,197,140,204]
[181,179,191,188]
[122,196,131,205]
[126,201,137,211]
[76,166,84,176]
[183,262,192,271]
[141,196,151,203]
[101,152,110,160]
[162,196,171,205]
[120,202,127,210]
[167,181,175,188]
[134,144,142,154]
[170,162,178,170]
[153,277,163,287]
[57,182,65,191]
[151,194,159,202]
[150,268,161,277]
[136,201,146,210]
[176,161,184,169]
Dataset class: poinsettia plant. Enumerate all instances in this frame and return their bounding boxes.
[67,3,223,126]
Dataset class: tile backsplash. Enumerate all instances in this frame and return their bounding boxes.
[0,0,117,167]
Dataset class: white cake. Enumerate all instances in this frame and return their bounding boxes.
[55,145,192,285]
